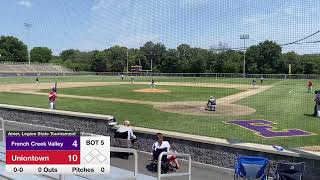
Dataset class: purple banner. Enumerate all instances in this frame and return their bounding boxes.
[6,136,80,150]
[226,120,314,138]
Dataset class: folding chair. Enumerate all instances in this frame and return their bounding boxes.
[271,162,305,180]
[112,131,131,159]
[234,155,269,180]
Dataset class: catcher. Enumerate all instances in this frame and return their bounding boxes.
[207,96,216,111]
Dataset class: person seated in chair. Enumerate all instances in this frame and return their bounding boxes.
[151,133,180,173]
[152,133,170,162]
[113,120,136,159]
[116,120,136,144]
[207,96,216,111]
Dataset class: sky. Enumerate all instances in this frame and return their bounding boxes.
[1,0,320,55]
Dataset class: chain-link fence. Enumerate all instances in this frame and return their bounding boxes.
[1,71,320,80]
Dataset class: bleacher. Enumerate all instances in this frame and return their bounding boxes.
[0,63,72,74]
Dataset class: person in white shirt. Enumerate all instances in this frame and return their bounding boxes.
[152,133,180,169]
[116,120,136,143]
[152,133,170,153]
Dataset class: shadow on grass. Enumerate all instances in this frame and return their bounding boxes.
[303,113,316,117]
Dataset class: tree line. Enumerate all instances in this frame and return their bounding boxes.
[0,35,320,74]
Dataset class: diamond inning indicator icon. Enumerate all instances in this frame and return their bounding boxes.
[80,136,110,165]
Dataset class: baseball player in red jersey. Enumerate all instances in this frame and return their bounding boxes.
[308,80,313,93]
[49,85,57,110]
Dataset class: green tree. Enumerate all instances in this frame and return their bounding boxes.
[105,46,127,72]
[73,51,95,71]
[30,47,52,63]
[256,40,282,73]
[275,55,287,74]
[60,49,80,61]
[283,52,303,74]
[50,57,64,65]
[189,48,207,73]
[0,36,28,62]
[244,45,260,74]
[219,50,242,73]
[206,52,218,73]
[91,51,107,72]
[177,44,193,72]
[304,62,314,74]
[159,49,179,73]
[60,50,95,71]
[245,41,282,74]
[140,41,167,72]
[300,55,320,74]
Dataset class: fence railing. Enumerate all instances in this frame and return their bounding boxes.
[2,70,320,79]
[58,147,138,180]
[91,72,320,80]
[157,152,192,180]
[110,147,138,178]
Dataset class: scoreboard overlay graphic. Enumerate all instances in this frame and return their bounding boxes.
[5,131,110,174]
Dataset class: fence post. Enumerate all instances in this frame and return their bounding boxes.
[188,154,192,180]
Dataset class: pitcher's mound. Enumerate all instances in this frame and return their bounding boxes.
[133,88,170,93]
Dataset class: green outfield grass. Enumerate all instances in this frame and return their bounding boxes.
[40,85,242,102]
[0,76,319,148]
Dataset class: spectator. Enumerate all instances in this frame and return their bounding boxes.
[152,133,170,160]
[116,120,136,144]
[151,133,180,171]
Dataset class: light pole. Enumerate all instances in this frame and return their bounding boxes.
[126,48,129,73]
[151,56,153,72]
[24,23,32,65]
[150,51,153,72]
[240,34,249,78]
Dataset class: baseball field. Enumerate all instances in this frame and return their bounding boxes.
[0,75,319,150]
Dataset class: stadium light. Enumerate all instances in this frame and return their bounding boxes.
[150,52,153,72]
[24,23,32,65]
[126,48,129,73]
[240,34,249,78]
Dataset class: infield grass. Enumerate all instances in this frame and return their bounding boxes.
[39,85,242,102]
